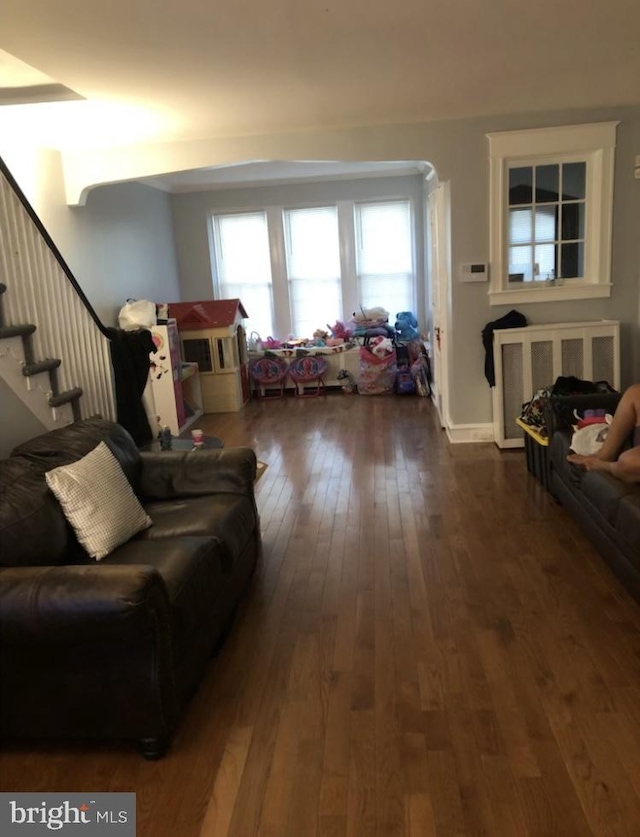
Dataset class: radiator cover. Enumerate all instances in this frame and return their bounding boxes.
[492,320,620,448]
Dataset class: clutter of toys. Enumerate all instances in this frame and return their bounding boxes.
[248,306,431,397]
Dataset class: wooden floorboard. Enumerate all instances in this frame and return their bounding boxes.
[3,393,640,836]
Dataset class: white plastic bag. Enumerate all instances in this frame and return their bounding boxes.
[118,299,157,331]
[248,331,263,351]
[570,421,611,456]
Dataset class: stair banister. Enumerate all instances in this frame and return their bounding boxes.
[0,154,116,427]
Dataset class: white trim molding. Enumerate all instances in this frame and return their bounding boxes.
[446,423,494,444]
[487,122,619,306]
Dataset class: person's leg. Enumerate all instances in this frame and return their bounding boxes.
[593,383,640,460]
[574,445,640,483]
[567,383,640,467]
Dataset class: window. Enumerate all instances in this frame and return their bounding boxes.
[212,211,274,337]
[355,200,414,316]
[283,206,341,338]
[487,122,618,304]
[209,193,419,340]
[508,162,586,283]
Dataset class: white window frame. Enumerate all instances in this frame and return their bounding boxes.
[353,198,416,315]
[487,121,619,305]
[282,204,342,338]
[209,209,276,337]
[208,194,419,338]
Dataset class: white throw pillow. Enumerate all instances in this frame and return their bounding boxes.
[45,441,152,560]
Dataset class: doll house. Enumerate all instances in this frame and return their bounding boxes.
[149,317,204,436]
[168,299,250,413]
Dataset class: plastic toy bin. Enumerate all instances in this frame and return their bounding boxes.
[515,418,551,490]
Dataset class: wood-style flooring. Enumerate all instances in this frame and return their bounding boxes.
[4,393,640,837]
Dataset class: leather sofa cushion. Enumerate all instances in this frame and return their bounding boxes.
[581,472,638,527]
[549,431,582,485]
[0,457,69,567]
[104,537,226,626]
[141,494,256,573]
[617,495,640,562]
[11,418,142,489]
[104,535,226,673]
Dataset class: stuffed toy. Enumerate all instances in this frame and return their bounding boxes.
[395,311,419,342]
[337,368,356,394]
[328,320,353,340]
[351,306,389,324]
[313,328,329,346]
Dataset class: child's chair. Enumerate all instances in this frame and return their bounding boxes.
[288,355,328,397]
[249,356,289,398]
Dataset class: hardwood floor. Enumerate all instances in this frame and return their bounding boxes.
[4,393,640,836]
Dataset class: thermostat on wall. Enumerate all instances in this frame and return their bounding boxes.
[459,262,489,283]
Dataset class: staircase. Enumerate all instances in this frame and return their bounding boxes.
[0,156,116,430]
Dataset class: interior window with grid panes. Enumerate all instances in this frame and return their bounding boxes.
[508,162,585,284]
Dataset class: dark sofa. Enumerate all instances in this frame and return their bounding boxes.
[0,418,261,757]
[547,393,640,602]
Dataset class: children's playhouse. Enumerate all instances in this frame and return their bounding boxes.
[168,299,250,413]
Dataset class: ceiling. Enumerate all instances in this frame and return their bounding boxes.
[0,48,54,89]
[2,0,640,148]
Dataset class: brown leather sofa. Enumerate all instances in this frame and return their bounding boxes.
[547,393,640,602]
[0,418,261,757]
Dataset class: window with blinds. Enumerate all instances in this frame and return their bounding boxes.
[209,194,419,340]
[355,200,414,315]
[212,211,274,337]
[283,206,341,338]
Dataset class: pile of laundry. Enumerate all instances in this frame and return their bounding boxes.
[569,408,613,456]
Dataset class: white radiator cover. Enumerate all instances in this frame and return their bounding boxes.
[492,320,620,448]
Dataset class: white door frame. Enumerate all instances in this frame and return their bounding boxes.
[427,179,452,430]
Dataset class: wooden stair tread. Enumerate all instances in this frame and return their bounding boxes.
[48,387,83,408]
[22,358,62,377]
[0,324,36,339]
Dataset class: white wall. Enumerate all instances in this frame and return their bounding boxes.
[1,146,182,327]
[170,173,427,329]
[0,145,183,452]
[0,378,47,458]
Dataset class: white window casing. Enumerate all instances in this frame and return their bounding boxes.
[487,122,619,305]
[211,211,275,338]
[354,199,415,316]
[209,196,418,339]
[283,205,342,338]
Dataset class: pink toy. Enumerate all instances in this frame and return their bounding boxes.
[263,336,283,349]
[329,320,353,340]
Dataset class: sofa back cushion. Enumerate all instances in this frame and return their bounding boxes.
[11,418,142,489]
[45,441,152,560]
[0,457,70,566]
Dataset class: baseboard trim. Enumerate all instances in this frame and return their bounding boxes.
[445,423,495,444]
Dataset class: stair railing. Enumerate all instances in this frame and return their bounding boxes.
[0,155,116,423]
